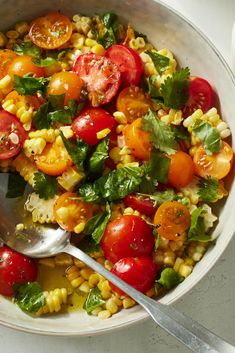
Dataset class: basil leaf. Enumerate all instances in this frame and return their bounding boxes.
[13,41,41,58]
[145,188,176,206]
[102,12,118,28]
[6,172,27,198]
[88,138,109,174]
[97,28,116,49]
[32,56,57,67]
[96,12,119,48]
[188,207,211,242]
[156,268,184,290]
[14,282,45,313]
[84,203,112,244]
[60,132,89,170]
[48,94,65,110]
[14,75,49,95]
[145,50,170,75]
[192,120,221,155]
[78,236,101,254]
[32,102,51,129]
[33,172,58,199]
[83,287,105,314]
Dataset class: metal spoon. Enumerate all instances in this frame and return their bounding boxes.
[0,174,234,353]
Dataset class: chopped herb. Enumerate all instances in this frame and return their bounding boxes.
[14,282,45,313]
[197,177,219,203]
[83,287,105,314]
[192,120,221,155]
[33,171,58,199]
[146,76,161,98]
[188,207,211,242]
[160,67,190,109]
[145,50,170,75]
[32,56,57,67]
[60,132,89,171]
[147,188,176,206]
[14,75,49,95]
[88,138,109,174]
[156,268,184,290]
[172,125,190,141]
[6,172,27,198]
[142,110,177,154]
[84,203,112,243]
[13,41,41,58]
[78,236,101,254]
[95,12,120,48]
[32,102,51,129]
[153,229,160,251]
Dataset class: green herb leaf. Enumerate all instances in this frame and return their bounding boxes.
[88,138,109,174]
[197,177,219,203]
[156,268,184,290]
[33,171,58,199]
[13,41,41,58]
[48,94,65,110]
[84,203,112,244]
[160,67,190,109]
[102,12,118,28]
[97,28,116,49]
[78,236,101,254]
[14,282,45,313]
[60,131,89,170]
[6,172,27,198]
[32,102,51,129]
[192,120,221,155]
[145,50,170,75]
[153,229,160,251]
[172,125,190,141]
[188,207,211,242]
[79,166,144,203]
[83,287,105,315]
[146,76,161,98]
[14,75,49,95]
[146,188,176,206]
[142,110,177,154]
[95,12,119,48]
[32,56,57,67]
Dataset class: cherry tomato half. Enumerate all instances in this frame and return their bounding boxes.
[0,110,26,160]
[29,12,73,49]
[193,141,233,179]
[47,71,83,106]
[110,256,158,294]
[116,86,152,122]
[123,194,156,216]
[8,55,45,78]
[72,53,121,106]
[35,142,72,176]
[105,44,143,87]
[0,49,17,79]
[100,215,155,264]
[0,246,38,297]
[54,192,93,232]
[153,201,191,241]
[123,117,151,160]
[182,77,214,118]
[71,107,116,145]
[168,151,195,189]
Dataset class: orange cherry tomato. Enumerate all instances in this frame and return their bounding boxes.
[4,90,42,110]
[116,86,152,122]
[153,201,191,241]
[123,117,151,160]
[54,192,94,232]
[8,55,45,78]
[47,72,83,106]
[29,12,73,49]
[0,49,17,79]
[193,141,233,180]
[35,142,72,176]
[168,151,195,189]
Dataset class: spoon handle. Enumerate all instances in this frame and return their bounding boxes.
[66,244,235,353]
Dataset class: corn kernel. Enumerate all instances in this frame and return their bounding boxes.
[80,268,94,280]
[73,258,86,268]
[0,32,7,47]
[101,290,112,300]
[79,281,90,293]
[109,147,120,163]
[71,276,85,288]
[123,298,136,309]
[54,253,73,266]
[14,21,29,35]
[106,298,119,314]
[98,309,112,319]
[85,38,97,47]
[74,222,86,234]
[91,44,105,55]
[88,273,100,287]
[6,30,19,39]
[113,111,127,124]
[173,257,184,272]
[96,128,111,139]
[178,264,193,277]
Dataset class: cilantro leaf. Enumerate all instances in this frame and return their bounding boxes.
[32,102,51,129]
[88,138,109,174]
[84,203,112,244]
[192,120,221,155]
[172,125,190,141]
[32,56,57,67]
[6,172,27,198]
[156,268,184,290]
[147,188,176,206]
[142,110,177,154]
[160,67,190,109]
[13,41,41,58]
[83,287,105,314]
[14,282,45,313]
[145,50,170,75]
[14,75,49,95]
[79,166,144,203]
[33,172,58,199]
[60,132,89,171]
[197,177,219,203]
[188,207,211,242]
[146,75,161,99]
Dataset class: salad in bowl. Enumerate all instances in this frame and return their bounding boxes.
[0,9,233,321]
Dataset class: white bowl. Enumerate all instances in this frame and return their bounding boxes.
[0,0,235,336]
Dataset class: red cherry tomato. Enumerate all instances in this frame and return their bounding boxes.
[72,53,121,106]
[0,246,38,297]
[105,44,143,87]
[168,151,195,189]
[71,107,116,145]
[182,76,214,118]
[0,110,26,160]
[100,215,155,264]
[123,194,156,216]
[110,257,158,294]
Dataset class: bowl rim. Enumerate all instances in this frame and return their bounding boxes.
[1,0,235,336]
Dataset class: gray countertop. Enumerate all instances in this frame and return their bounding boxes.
[1,1,235,352]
